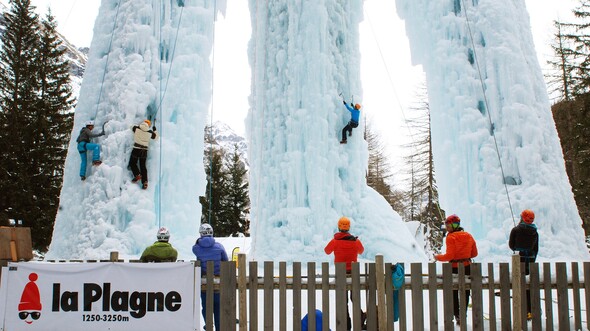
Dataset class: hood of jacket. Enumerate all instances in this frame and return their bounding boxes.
[333,231,357,241]
[196,236,216,248]
[139,121,150,131]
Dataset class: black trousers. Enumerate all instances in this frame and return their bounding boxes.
[341,120,358,141]
[129,148,148,183]
[452,265,471,318]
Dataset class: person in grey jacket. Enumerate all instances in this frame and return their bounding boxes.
[129,119,158,189]
[192,223,228,330]
[76,120,105,180]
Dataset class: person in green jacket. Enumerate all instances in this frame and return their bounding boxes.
[140,227,178,262]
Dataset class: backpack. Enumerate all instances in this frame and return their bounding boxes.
[392,263,404,290]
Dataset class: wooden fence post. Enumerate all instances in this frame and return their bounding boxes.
[375,255,387,331]
[512,254,522,331]
[109,251,119,262]
[238,254,247,331]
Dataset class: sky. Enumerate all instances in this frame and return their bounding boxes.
[19,0,579,190]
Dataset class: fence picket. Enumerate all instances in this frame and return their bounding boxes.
[543,262,554,331]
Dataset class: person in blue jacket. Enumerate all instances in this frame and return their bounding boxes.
[192,223,228,331]
[340,101,361,144]
[76,120,105,180]
[302,309,330,331]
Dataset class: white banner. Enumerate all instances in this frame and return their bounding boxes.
[0,262,198,331]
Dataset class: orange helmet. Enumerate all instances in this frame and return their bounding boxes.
[338,217,350,231]
[354,103,361,110]
[445,214,460,225]
[144,119,151,126]
[520,209,535,224]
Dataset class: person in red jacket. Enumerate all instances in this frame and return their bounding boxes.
[324,216,364,330]
[434,214,478,325]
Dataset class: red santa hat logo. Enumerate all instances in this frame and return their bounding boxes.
[18,273,42,324]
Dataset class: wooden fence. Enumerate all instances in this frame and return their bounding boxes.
[3,253,588,330]
[202,254,590,331]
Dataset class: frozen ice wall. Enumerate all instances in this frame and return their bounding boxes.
[396,0,589,260]
[47,0,225,259]
[247,0,426,263]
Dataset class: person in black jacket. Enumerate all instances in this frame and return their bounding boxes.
[509,209,539,319]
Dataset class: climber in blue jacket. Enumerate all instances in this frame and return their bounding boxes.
[340,101,361,144]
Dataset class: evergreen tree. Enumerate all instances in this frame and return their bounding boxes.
[403,85,444,254]
[222,144,250,236]
[562,0,590,95]
[26,11,75,249]
[0,0,46,249]
[202,145,227,234]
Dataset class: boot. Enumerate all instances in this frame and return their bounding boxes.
[131,175,141,183]
[142,181,148,190]
[340,140,347,144]
[92,160,102,166]
[81,176,86,181]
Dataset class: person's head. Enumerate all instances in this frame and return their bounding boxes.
[156,226,170,242]
[445,214,461,231]
[354,103,361,110]
[199,223,214,237]
[144,119,151,126]
[520,209,535,224]
[85,120,95,129]
[338,216,350,232]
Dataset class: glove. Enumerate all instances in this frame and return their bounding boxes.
[342,100,346,105]
[152,126,156,131]
[350,103,354,107]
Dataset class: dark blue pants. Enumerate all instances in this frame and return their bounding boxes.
[200,291,220,330]
[341,120,358,141]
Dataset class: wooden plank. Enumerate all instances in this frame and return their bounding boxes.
[220,261,236,331]
[584,262,590,331]
[264,261,274,331]
[458,263,467,331]
[248,261,258,331]
[529,262,542,331]
[511,255,523,331]
[398,263,407,331]
[411,262,424,330]
[428,262,439,331]
[499,263,512,331]
[572,262,582,331]
[205,261,214,331]
[279,261,287,331]
[307,262,317,331]
[293,262,302,331]
[322,262,330,331]
[384,263,394,331]
[442,263,454,331]
[0,227,33,261]
[351,263,362,331]
[335,263,347,331]
[375,256,386,331]
[367,263,377,331]
[237,254,247,331]
[470,263,483,331]
[487,263,497,331]
[555,262,570,331]
[543,263,554,331]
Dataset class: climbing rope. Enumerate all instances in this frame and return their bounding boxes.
[207,0,218,226]
[155,2,185,227]
[365,7,447,225]
[460,0,517,226]
[249,0,268,259]
[93,0,122,119]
